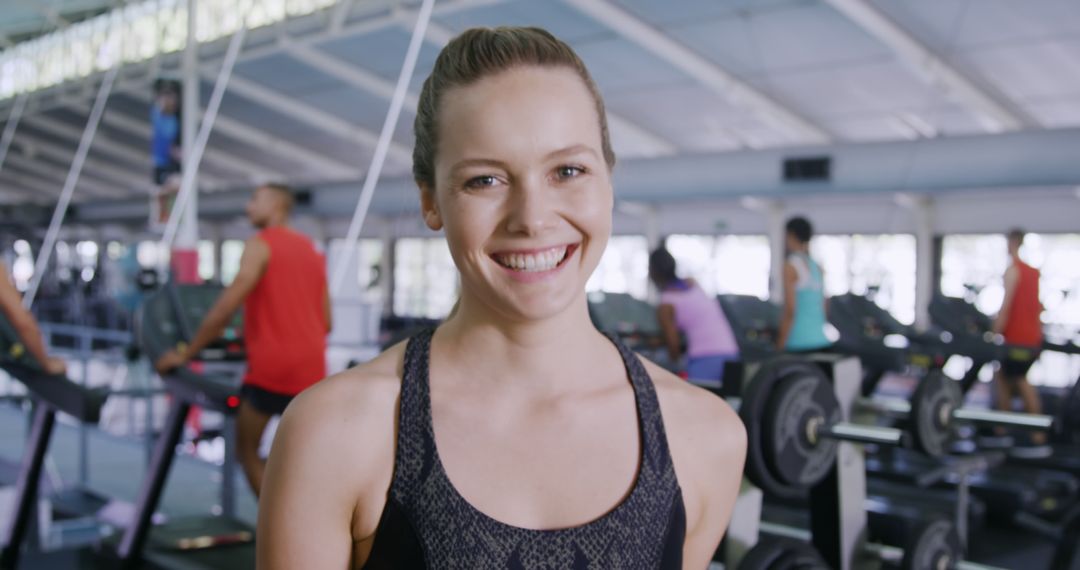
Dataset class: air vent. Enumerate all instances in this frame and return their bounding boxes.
[783,156,831,182]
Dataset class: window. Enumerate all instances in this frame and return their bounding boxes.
[586,236,649,299]
[940,233,1080,386]
[11,239,34,291]
[393,238,457,318]
[136,241,169,269]
[327,238,383,301]
[198,240,216,282]
[811,234,916,325]
[0,0,338,99]
[666,235,771,299]
[220,240,244,285]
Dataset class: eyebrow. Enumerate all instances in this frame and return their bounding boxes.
[449,145,600,174]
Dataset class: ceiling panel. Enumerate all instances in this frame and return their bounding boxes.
[868,0,1080,51]
[670,2,894,78]
[438,0,613,43]
[952,37,1080,102]
[611,0,810,29]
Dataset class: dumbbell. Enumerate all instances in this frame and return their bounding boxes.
[856,370,1054,457]
[739,357,906,500]
[742,518,987,570]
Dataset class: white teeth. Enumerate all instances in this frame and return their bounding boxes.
[495,246,569,272]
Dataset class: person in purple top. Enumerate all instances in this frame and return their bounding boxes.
[649,245,740,385]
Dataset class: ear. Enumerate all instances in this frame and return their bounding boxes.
[417,182,443,231]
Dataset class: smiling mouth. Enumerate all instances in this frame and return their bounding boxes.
[491,244,577,272]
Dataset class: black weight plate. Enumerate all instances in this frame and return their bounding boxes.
[740,357,827,500]
[738,537,826,570]
[763,372,841,489]
[901,517,961,570]
[910,371,962,458]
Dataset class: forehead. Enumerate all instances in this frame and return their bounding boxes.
[435,66,602,166]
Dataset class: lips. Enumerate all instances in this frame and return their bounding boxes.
[491,244,576,273]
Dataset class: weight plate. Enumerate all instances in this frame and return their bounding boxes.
[902,517,961,570]
[738,537,826,570]
[910,371,962,458]
[740,357,833,500]
[763,372,841,489]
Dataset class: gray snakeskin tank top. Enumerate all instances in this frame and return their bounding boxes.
[363,328,686,569]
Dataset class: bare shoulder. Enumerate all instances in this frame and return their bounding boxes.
[638,356,745,448]
[284,341,405,436]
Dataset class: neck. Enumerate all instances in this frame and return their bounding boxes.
[262,217,288,230]
[436,289,609,393]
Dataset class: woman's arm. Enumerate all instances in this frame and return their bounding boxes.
[775,262,797,351]
[657,303,682,363]
[257,354,401,569]
[644,359,747,568]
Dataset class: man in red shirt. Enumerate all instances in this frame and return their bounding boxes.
[155,183,331,496]
[992,228,1047,450]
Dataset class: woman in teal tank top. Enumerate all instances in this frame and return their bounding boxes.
[777,217,832,352]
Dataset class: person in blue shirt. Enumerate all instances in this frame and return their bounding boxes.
[777,216,832,352]
[151,79,181,186]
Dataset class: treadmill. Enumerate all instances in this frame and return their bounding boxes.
[827,293,952,396]
[111,282,254,569]
[587,291,674,370]
[0,315,109,569]
[929,296,1080,468]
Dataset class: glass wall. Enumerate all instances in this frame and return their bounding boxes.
[941,233,1080,329]
[811,234,916,325]
[220,240,245,285]
[586,236,650,299]
[198,240,216,282]
[393,238,457,318]
[666,235,771,298]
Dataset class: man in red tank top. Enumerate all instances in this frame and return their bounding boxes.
[155,184,331,496]
[992,228,1047,450]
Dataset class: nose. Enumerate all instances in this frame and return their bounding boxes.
[504,179,555,236]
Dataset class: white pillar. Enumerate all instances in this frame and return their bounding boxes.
[742,198,786,303]
[898,194,935,330]
[178,0,200,252]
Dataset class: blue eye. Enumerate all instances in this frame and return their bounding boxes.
[556,165,585,180]
[464,175,498,189]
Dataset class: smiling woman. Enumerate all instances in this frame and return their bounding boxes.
[256,26,746,570]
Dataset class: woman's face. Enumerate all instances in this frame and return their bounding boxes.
[421,65,613,322]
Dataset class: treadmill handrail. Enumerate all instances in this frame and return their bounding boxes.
[0,360,107,423]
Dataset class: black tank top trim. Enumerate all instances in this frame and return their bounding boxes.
[364,328,686,569]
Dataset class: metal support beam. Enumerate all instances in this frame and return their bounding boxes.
[222,73,412,166]
[13,133,147,194]
[563,0,832,145]
[24,66,119,308]
[119,90,359,181]
[0,171,54,201]
[2,152,126,198]
[212,114,359,180]
[0,93,29,176]
[824,0,1030,133]
[76,101,251,188]
[164,26,247,250]
[283,41,420,110]
[331,0,435,296]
